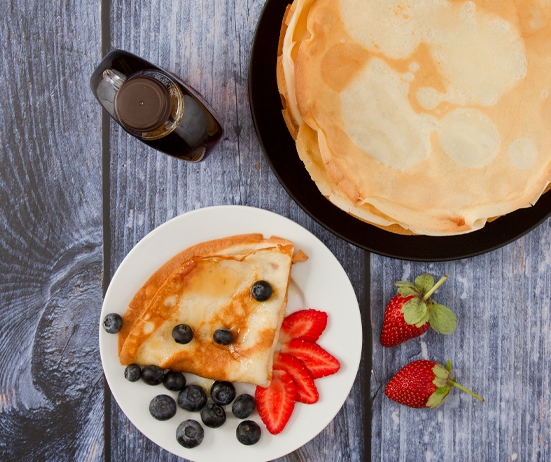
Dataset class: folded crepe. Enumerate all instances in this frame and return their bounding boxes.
[278,0,551,235]
[118,234,294,387]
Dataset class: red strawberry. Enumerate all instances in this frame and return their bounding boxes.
[279,309,328,344]
[380,273,456,347]
[385,359,484,408]
[256,369,296,434]
[273,352,319,404]
[280,339,340,379]
[381,294,430,347]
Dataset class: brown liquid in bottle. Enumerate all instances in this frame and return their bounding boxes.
[90,50,223,162]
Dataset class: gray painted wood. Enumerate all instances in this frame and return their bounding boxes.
[2,0,551,460]
[371,228,551,462]
[107,0,368,461]
[0,0,104,461]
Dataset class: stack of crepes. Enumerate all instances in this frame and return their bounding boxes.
[277,0,551,236]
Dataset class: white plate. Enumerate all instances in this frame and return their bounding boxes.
[99,205,362,462]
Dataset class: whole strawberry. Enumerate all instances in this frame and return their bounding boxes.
[380,273,456,347]
[385,359,484,408]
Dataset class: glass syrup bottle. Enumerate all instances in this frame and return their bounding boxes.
[90,50,223,162]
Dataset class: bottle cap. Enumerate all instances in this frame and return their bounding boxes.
[115,76,171,132]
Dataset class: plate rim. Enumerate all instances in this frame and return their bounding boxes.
[247,0,551,262]
[99,204,363,462]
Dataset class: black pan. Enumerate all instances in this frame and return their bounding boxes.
[248,0,551,261]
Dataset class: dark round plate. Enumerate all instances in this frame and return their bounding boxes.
[247,0,551,262]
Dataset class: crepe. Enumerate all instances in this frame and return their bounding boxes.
[278,0,551,235]
[118,234,294,387]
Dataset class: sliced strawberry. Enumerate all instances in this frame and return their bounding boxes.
[273,352,319,404]
[280,339,340,379]
[279,309,328,344]
[255,369,296,434]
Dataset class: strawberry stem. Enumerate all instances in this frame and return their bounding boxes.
[448,380,485,402]
[423,275,448,301]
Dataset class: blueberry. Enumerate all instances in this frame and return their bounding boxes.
[236,420,261,445]
[124,364,141,382]
[176,419,204,449]
[141,365,165,386]
[178,385,207,411]
[251,281,272,301]
[200,403,226,428]
[232,394,256,419]
[172,324,193,344]
[213,328,233,345]
[211,381,236,406]
[103,313,123,334]
[164,371,186,391]
[149,394,177,421]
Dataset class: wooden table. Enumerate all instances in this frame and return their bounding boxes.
[1,0,549,460]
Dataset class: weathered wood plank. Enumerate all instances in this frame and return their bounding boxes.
[106,0,368,460]
[0,0,104,460]
[371,225,551,461]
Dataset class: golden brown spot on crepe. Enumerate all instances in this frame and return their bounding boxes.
[318,32,451,116]
[452,217,466,227]
[320,42,368,93]
[518,3,551,36]
[161,327,275,381]
[161,339,241,380]
[393,2,408,17]
[209,289,257,330]
[405,42,449,114]
[181,258,241,299]
[354,42,450,117]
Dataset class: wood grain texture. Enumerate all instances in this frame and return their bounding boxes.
[106,0,368,461]
[8,0,550,459]
[371,227,551,461]
[0,0,104,461]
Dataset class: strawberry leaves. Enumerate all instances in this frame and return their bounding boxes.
[395,281,417,297]
[429,304,457,334]
[415,310,430,328]
[414,273,434,294]
[425,386,451,408]
[402,298,427,325]
[395,273,457,335]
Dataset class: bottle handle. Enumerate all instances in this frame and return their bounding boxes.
[102,69,126,91]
